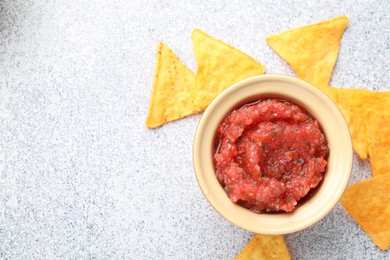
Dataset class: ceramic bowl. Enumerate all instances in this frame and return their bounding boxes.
[192,74,352,234]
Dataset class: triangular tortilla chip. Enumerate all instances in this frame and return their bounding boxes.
[327,87,370,160]
[366,91,390,176]
[192,29,266,111]
[146,42,196,128]
[236,234,291,260]
[266,16,349,89]
[328,87,390,176]
[340,174,390,250]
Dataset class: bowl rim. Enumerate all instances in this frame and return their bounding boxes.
[192,74,353,234]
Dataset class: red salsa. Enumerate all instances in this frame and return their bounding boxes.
[214,99,329,213]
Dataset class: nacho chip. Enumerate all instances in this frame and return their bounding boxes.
[340,174,390,250]
[266,16,349,89]
[192,29,266,111]
[366,91,390,176]
[236,234,291,260]
[327,87,371,160]
[328,88,390,175]
[368,115,390,176]
[146,42,196,128]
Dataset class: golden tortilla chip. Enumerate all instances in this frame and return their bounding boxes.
[327,87,371,160]
[192,29,266,111]
[340,174,390,250]
[366,91,390,176]
[328,88,390,175]
[266,16,349,89]
[146,42,196,128]
[236,234,291,260]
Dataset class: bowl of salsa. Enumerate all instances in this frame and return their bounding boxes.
[193,74,352,234]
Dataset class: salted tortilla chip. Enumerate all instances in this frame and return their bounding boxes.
[146,42,196,128]
[327,87,371,160]
[368,116,390,176]
[192,29,266,111]
[340,174,390,250]
[366,91,390,176]
[328,88,390,175]
[236,234,291,260]
[266,16,349,89]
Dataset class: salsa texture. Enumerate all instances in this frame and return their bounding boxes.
[214,99,329,213]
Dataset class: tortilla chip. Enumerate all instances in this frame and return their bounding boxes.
[368,115,390,176]
[340,174,390,250]
[366,91,390,176]
[146,42,196,128]
[327,87,371,160]
[328,88,390,175]
[266,16,349,89]
[236,234,291,260]
[192,29,266,111]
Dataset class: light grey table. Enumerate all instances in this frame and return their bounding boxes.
[1,0,389,259]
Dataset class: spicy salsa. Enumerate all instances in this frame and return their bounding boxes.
[214,99,329,213]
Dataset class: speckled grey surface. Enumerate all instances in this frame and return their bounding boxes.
[0,0,389,259]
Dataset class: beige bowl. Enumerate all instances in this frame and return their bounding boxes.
[193,74,352,234]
